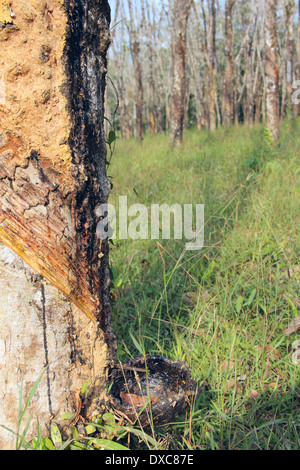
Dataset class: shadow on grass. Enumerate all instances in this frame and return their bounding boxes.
[109,120,300,449]
[187,380,300,450]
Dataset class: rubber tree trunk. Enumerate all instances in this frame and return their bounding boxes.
[265,0,280,142]
[222,0,235,128]
[284,0,296,117]
[0,0,115,450]
[169,0,191,147]
[207,0,216,131]
[297,0,300,116]
[127,0,144,142]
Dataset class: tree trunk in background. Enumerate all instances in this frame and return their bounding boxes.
[191,0,209,129]
[265,0,280,142]
[223,0,235,128]
[111,28,132,138]
[127,0,144,141]
[169,0,191,146]
[109,0,299,141]
[132,41,144,141]
[284,0,296,118]
[297,0,300,116]
[0,0,115,449]
[120,77,133,139]
[144,0,157,136]
[245,33,254,127]
[112,41,132,139]
[207,0,217,131]
[247,13,260,128]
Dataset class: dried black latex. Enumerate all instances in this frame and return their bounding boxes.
[108,355,196,427]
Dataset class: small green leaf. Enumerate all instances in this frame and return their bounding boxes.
[102,412,116,425]
[107,130,116,145]
[104,116,112,126]
[61,412,76,421]
[235,296,243,314]
[91,438,129,450]
[43,437,56,450]
[85,424,97,435]
[50,423,62,448]
[80,381,91,398]
[124,426,163,449]
[70,441,86,450]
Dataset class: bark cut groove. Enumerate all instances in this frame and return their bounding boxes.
[62,0,113,340]
[0,0,116,449]
[0,0,115,338]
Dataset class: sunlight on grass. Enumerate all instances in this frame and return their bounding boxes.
[108,119,300,450]
[5,121,298,450]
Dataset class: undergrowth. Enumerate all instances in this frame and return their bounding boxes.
[108,119,300,450]
[3,120,299,450]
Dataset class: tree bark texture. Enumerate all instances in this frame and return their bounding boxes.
[127,0,144,141]
[145,0,157,136]
[265,0,280,142]
[207,0,216,131]
[297,0,300,116]
[283,0,296,117]
[0,244,109,449]
[169,0,191,146]
[222,0,235,128]
[0,0,115,448]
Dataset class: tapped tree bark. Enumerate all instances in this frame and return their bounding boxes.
[0,0,115,449]
[265,0,280,142]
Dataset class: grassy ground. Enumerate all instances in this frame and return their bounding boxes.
[107,119,300,450]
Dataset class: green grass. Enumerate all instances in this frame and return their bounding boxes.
[108,119,300,450]
[4,120,299,451]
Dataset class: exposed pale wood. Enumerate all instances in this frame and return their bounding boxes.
[0,244,109,449]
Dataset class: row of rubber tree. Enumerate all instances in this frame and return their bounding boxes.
[108,0,300,145]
